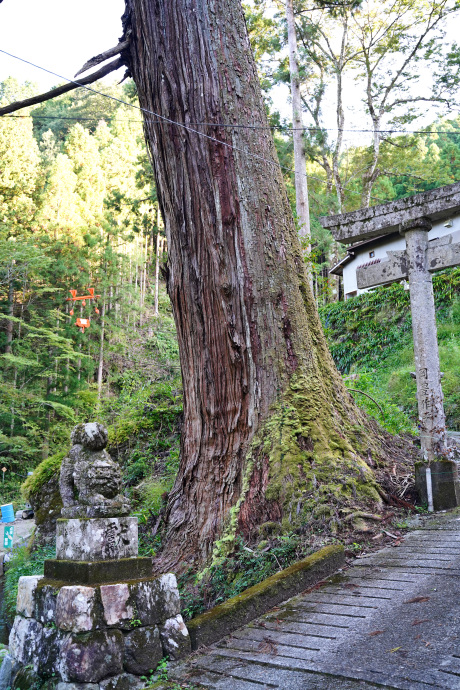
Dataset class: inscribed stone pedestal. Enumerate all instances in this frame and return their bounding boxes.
[56,517,138,562]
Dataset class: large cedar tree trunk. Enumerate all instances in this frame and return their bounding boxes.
[123,0,386,571]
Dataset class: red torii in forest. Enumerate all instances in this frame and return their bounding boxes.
[66,288,101,332]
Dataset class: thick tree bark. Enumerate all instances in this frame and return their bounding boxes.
[123,0,388,570]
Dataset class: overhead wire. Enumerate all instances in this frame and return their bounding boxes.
[6,113,454,189]
[4,113,460,137]
[0,49,415,203]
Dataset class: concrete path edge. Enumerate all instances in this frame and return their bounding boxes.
[187,544,345,650]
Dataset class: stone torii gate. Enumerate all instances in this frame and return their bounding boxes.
[321,182,460,509]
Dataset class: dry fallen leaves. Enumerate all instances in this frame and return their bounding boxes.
[257,637,278,656]
[369,630,385,636]
[405,596,430,604]
[412,619,429,626]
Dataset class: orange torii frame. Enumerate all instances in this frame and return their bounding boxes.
[66,288,101,331]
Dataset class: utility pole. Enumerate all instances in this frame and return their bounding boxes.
[5,260,15,354]
[97,288,106,401]
[285,0,312,286]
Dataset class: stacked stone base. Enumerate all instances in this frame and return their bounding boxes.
[2,569,191,690]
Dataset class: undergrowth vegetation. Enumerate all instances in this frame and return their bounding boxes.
[319,268,460,432]
[178,534,316,621]
[11,270,458,628]
[3,545,55,625]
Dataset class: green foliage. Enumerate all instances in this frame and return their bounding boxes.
[21,450,66,502]
[0,77,166,488]
[178,535,313,621]
[320,271,460,431]
[344,373,416,435]
[319,268,460,374]
[139,479,173,515]
[3,544,55,624]
[31,80,136,143]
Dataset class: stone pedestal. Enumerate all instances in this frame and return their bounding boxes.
[3,571,191,689]
[56,518,138,561]
[1,423,192,690]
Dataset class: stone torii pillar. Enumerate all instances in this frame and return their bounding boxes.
[320,182,460,510]
[402,217,446,462]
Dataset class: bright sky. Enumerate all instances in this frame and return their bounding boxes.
[0,0,126,90]
[0,0,455,146]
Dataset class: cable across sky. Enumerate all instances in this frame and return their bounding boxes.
[4,114,460,138]
[0,48,451,202]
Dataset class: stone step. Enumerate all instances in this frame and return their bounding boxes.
[250,618,351,640]
[297,593,386,607]
[325,585,398,597]
[276,601,371,618]
[230,625,335,650]
[198,649,452,689]
[217,635,322,658]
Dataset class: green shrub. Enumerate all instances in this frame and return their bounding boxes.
[3,544,55,624]
[178,534,312,621]
[319,267,460,374]
[21,450,66,502]
[140,479,174,513]
[344,373,416,435]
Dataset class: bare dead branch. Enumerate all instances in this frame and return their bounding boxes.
[348,388,385,417]
[0,57,124,117]
[75,39,130,77]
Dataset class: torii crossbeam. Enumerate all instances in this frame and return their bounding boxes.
[321,182,460,508]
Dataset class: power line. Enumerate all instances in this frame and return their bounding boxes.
[4,113,460,138]
[0,49,442,203]
[5,112,455,187]
[0,50,374,202]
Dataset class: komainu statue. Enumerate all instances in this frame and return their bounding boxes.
[59,422,130,518]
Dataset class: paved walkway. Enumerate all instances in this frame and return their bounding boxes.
[174,513,460,689]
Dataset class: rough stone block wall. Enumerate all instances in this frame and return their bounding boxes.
[1,572,191,690]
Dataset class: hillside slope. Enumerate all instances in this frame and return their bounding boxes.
[319,268,460,433]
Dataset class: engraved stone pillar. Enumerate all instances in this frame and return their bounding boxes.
[400,217,446,461]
